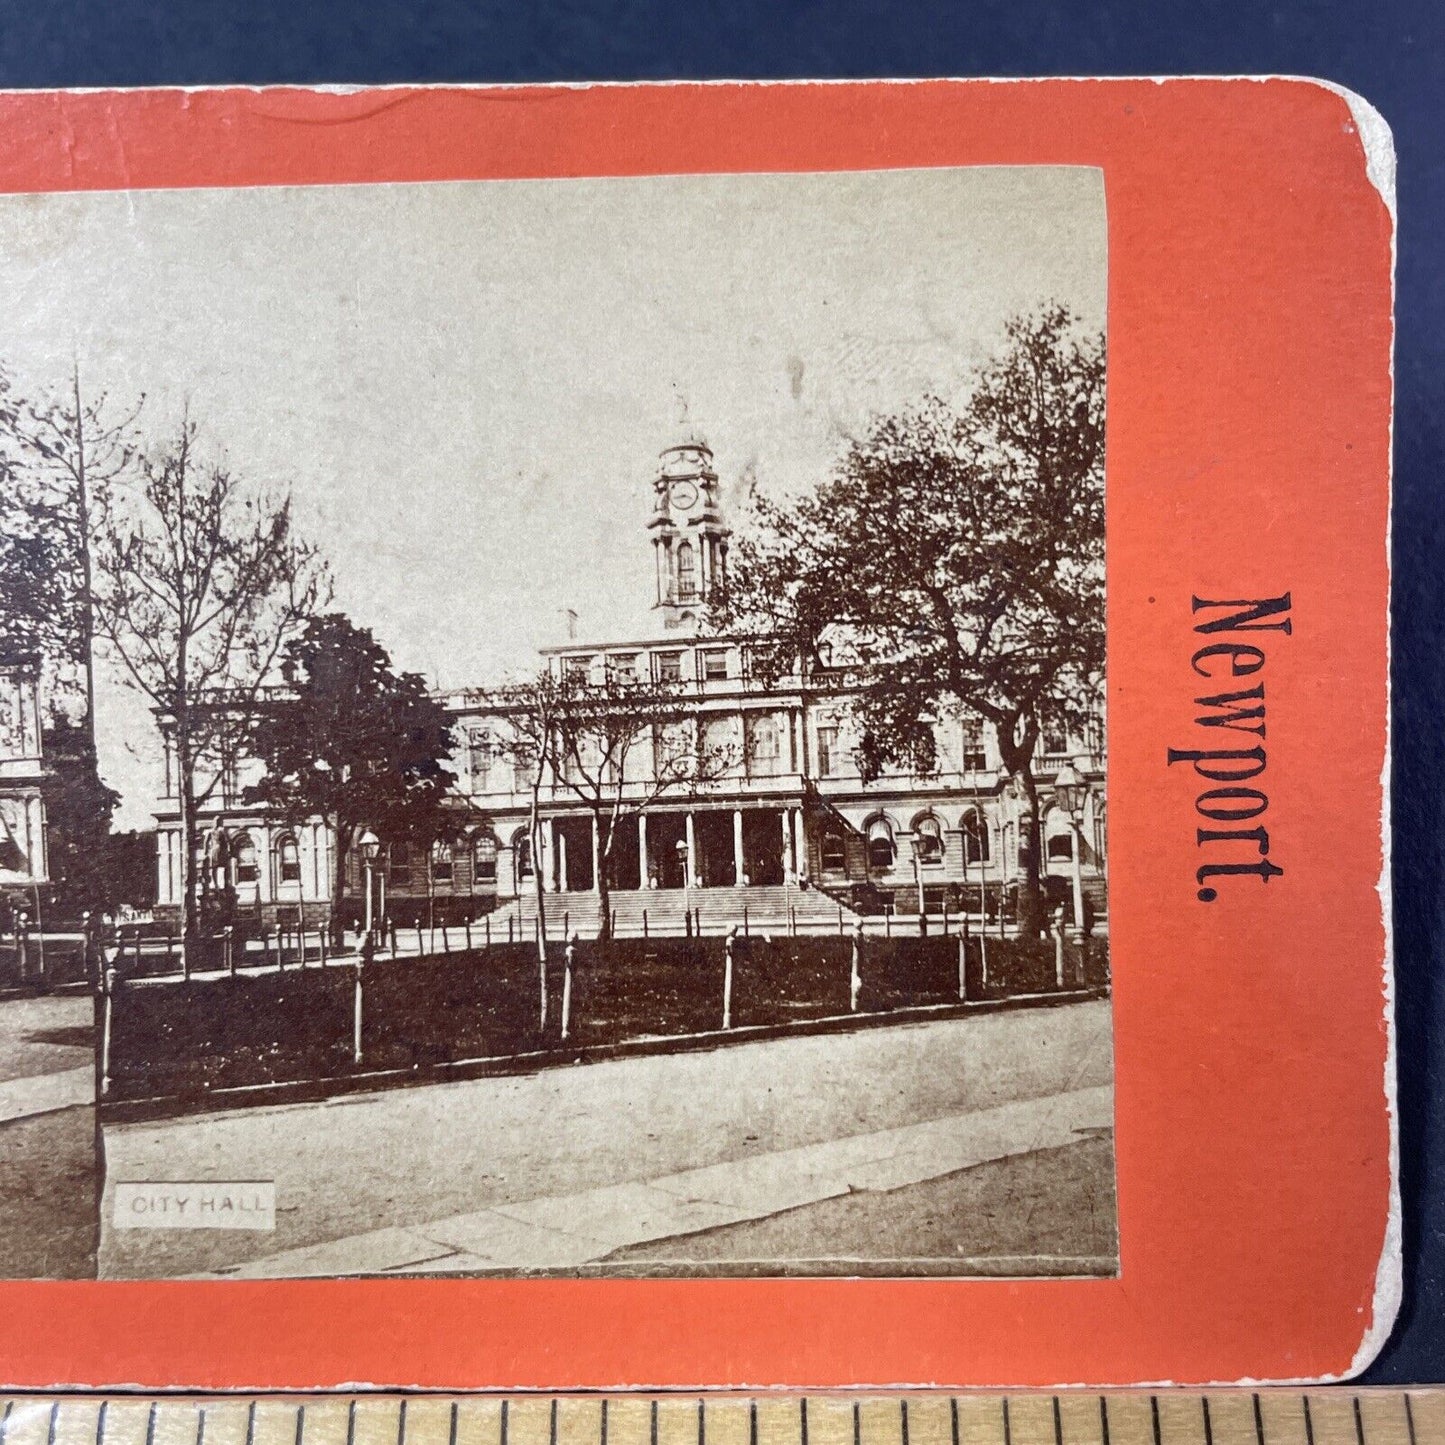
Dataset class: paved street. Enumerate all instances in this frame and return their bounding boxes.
[0,993,99,1279]
[99,997,1114,1279]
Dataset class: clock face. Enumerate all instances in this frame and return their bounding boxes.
[669,480,698,511]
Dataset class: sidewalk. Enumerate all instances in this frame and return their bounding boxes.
[206,1082,1111,1277]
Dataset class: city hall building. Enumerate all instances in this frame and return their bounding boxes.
[152,441,1106,934]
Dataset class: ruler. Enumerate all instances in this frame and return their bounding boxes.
[0,1395,1438,1445]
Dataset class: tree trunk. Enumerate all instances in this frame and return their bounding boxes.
[595,814,613,943]
[1018,767,1046,937]
[175,725,200,950]
[330,817,350,948]
[529,784,548,963]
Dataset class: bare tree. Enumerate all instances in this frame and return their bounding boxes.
[486,665,739,942]
[91,416,328,947]
[717,305,1105,934]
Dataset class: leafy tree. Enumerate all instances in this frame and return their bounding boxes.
[486,664,739,943]
[718,304,1105,933]
[245,613,462,944]
[91,416,327,948]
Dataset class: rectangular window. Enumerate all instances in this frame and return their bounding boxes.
[816,725,840,778]
[563,655,592,682]
[820,831,847,872]
[390,844,413,889]
[608,653,639,681]
[700,649,728,681]
[655,652,683,683]
[746,714,782,776]
[962,726,987,772]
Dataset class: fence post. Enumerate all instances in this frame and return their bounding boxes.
[642,909,648,940]
[100,967,117,1099]
[943,897,950,937]
[319,925,328,965]
[562,935,575,1040]
[837,906,844,936]
[957,929,967,1002]
[723,927,736,1030]
[885,909,891,939]
[465,917,473,951]
[442,921,450,954]
[388,917,398,955]
[1054,915,1066,989]
[415,918,424,955]
[538,940,548,1030]
[485,916,492,948]
[850,922,863,1012]
[508,915,514,944]
[790,905,796,939]
[980,919,989,991]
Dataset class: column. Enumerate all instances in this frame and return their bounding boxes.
[638,812,650,887]
[781,810,793,883]
[557,826,569,893]
[733,810,746,885]
[685,812,697,888]
[792,808,805,877]
[542,820,556,893]
[591,818,601,893]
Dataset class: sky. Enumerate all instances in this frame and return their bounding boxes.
[0,166,1105,827]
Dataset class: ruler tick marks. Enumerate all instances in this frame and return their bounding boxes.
[1405,1396,1418,1445]
[1053,1396,1064,1445]
[399,1400,408,1445]
[1303,1398,1315,1445]
[46,1402,58,1445]
[1,1399,13,1445]
[600,1399,608,1445]
[551,1400,559,1445]
[1202,1398,1213,1445]
[250,1401,260,1445]
[297,1405,308,1445]
[853,1401,861,1445]
[951,1399,960,1445]
[651,1400,659,1445]
[502,1399,510,1445]
[698,1399,706,1445]
[146,1402,158,1445]
[1353,1398,1365,1445]
[1151,1396,1162,1445]
[1100,1397,1111,1445]
[1253,1395,1265,1445]
[901,1399,909,1445]
[199,1406,208,1445]
[801,1398,809,1445]
[751,1401,759,1445]
[449,1404,459,1445]
[96,1399,108,1445]
[1003,1397,1013,1445]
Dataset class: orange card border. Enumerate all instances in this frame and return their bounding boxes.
[0,77,1395,1389]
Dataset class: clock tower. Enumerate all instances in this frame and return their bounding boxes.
[649,441,731,630]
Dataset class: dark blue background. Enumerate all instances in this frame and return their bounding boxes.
[0,0,1439,1382]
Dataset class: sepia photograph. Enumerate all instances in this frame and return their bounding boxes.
[0,165,1112,1280]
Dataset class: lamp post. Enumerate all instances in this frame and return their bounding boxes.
[676,836,691,936]
[1052,763,1087,936]
[358,828,381,945]
[909,835,928,936]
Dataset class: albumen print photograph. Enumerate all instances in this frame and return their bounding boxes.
[0,166,1113,1279]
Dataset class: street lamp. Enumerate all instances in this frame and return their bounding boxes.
[675,837,691,936]
[908,835,928,936]
[358,828,381,944]
[1052,763,1087,936]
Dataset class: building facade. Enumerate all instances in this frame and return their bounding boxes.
[153,440,1106,932]
[0,654,50,904]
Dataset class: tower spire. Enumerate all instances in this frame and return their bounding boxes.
[648,440,730,631]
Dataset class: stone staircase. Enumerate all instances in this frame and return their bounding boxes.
[484,884,862,940]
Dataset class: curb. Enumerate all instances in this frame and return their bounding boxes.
[99,986,1109,1125]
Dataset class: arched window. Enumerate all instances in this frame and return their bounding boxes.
[748,715,781,776]
[512,829,533,881]
[865,816,896,872]
[233,831,258,885]
[913,814,945,866]
[432,842,454,884]
[473,833,498,884]
[960,809,990,865]
[820,830,847,872]
[676,541,697,601]
[276,833,301,885]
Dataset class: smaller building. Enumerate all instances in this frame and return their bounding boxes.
[0,654,49,905]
